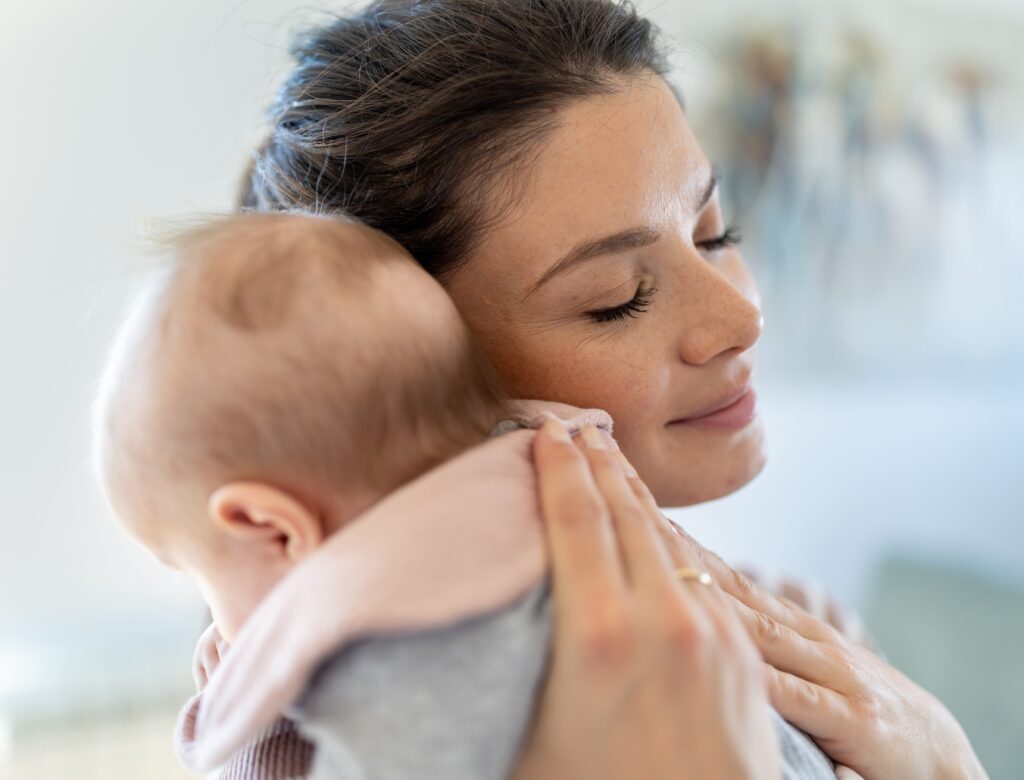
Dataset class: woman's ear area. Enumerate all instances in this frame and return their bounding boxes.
[207,482,324,562]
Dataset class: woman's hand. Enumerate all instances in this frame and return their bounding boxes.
[653,522,988,780]
[511,422,780,780]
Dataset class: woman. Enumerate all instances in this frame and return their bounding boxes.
[229,0,986,776]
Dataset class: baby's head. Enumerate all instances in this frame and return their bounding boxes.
[94,212,505,640]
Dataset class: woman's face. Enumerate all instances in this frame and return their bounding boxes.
[446,73,765,507]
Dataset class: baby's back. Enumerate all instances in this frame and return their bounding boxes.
[297,578,551,779]
[295,579,836,780]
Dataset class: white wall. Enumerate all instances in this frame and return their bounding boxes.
[1,0,311,672]
[1,0,1021,722]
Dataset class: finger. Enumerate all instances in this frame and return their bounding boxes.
[533,420,627,616]
[650,511,752,648]
[762,663,851,743]
[610,453,841,667]
[777,576,852,642]
[607,443,775,655]
[607,441,724,610]
[615,467,738,615]
[647,517,837,675]
[604,450,746,641]
[607,443,703,571]
[729,598,839,684]
[778,577,819,616]
[576,426,682,593]
[607,445,734,592]
[662,522,835,643]
[776,579,861,649]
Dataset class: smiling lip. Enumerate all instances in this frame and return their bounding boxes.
[668,386,758,431]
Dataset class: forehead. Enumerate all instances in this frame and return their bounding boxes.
[468,74,709,292]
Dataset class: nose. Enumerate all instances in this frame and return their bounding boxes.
[675,257,763,366]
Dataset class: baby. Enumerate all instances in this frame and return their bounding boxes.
[94,212,836,779]
[93,211,513,640]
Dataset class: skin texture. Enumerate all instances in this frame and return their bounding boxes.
[448,73,765,507]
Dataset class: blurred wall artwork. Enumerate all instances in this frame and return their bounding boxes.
[687,16,1024,379]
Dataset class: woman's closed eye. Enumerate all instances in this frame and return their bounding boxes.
[696,224,742,253]
[586,283,658,324]
[582,224,739,325]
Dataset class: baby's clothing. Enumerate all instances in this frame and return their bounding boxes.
[298,578,835,780]
[177,401,836,779]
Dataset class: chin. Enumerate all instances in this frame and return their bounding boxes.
[645,420,767,509]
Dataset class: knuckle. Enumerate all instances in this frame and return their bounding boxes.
[554,493,608,529]
[730,567,758,599]
[754,610,783,645]
[659,605,711,652]
[574,493,609,522]
[850,691,884,726]
[613,504,647,529]
[575,609,636,670]
[822,641,855,671]
[819,619,844,643]
[793,677,821,710]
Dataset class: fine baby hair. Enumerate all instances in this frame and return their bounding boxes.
[93,211,506,561]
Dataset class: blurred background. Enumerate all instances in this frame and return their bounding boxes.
[1,0,1021,777]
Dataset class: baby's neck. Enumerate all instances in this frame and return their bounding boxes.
[327,430,495,537]
[322,487,388,538]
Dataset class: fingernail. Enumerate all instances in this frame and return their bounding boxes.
[542,419,571,443]
[580,425,606,449]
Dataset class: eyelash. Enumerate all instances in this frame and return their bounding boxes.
[585,225,741,324]
[697,223,742,252]
[587,283,658,323]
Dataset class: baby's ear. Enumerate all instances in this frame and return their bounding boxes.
[207,482,323,561]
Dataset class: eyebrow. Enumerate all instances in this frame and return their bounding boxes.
[525,168,719,298]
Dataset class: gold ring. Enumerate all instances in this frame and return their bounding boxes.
[674,567,713,586]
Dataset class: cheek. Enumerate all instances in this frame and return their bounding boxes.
[487,325,670,435]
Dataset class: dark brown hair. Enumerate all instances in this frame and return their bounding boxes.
[242,0,668,278]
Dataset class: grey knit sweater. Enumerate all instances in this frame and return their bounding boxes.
[294,577,836,780]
